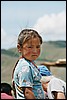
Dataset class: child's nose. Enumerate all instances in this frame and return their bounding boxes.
[33,48,37,53]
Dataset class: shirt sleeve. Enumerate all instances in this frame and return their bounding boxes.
[49,78,64,93]
[18,65,33,88]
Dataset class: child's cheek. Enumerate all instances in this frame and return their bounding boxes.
[37,49,40,55]
[23,49,32,56]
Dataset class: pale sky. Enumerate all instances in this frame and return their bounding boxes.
[1,1,66,49]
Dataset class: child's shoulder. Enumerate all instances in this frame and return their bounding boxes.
[15,58,31,72]
[18,58,30,66]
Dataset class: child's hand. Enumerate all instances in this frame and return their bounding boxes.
[24,88,36,99]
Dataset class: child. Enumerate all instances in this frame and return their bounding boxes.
[12,29,45,99]
[38,65,66,99]
[1,83,14,99]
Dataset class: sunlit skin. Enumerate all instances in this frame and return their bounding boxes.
[42,82,48,92]
[17,37,41,61]
[57,92,65,99]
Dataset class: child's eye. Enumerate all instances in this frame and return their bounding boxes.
[36,45,40,48]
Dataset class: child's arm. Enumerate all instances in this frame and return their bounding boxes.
[24,88,36,99]
[56,92,66,99]
[52,91,66,99]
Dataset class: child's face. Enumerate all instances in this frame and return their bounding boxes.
[21,37,41,61]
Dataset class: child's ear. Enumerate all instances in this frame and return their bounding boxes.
[17,44,21,53]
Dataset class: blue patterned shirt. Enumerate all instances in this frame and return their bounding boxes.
[14,58,45,99]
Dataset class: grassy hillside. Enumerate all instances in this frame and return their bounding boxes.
[38,41,66,61]
[1,41,66,84]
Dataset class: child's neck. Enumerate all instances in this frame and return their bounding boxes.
[20,56,38,68]
[20,55,33,61]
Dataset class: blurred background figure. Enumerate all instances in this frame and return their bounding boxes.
[1,83,14,99]
[38,65,66,99]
